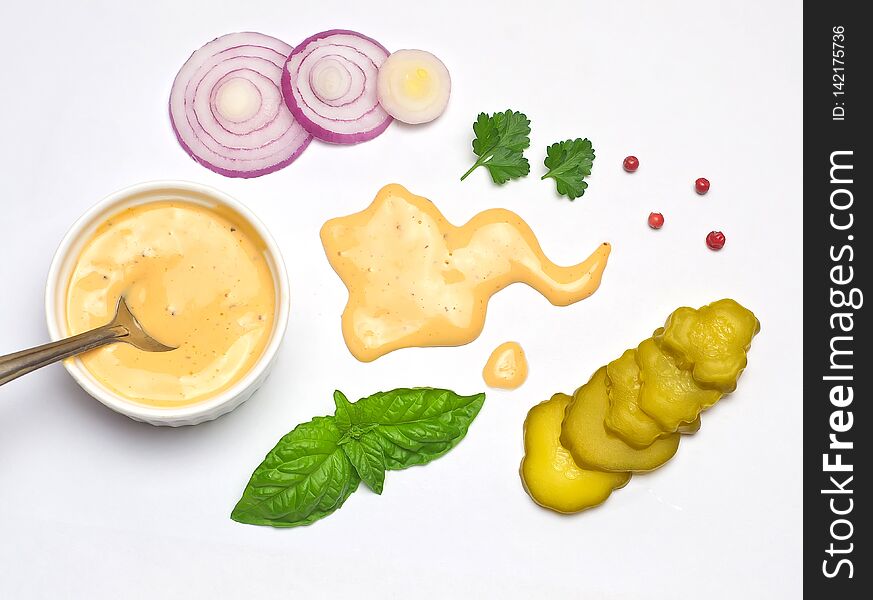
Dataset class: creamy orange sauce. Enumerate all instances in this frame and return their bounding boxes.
[65,201,275,407]
[321,184,610,362]
[483,341,528,389]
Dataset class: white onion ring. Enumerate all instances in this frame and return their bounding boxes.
[282,30,392,144]
[170,32,312,178]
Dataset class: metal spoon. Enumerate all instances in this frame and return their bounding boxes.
[0,297,175,387]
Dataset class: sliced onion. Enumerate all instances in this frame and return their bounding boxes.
[169,32,312,178]
[282,30,392,144]
[377,49,451,124]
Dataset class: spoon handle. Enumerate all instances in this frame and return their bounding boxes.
[0,325,128,387]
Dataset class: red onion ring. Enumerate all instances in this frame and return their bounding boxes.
[282,30,393,144]
[170,32,312,178]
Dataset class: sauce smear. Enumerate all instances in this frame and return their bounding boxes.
[321,184,610,362]
[483,341,529,389]
[66,201,276,407]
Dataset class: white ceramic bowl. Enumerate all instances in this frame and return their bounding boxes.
[45,181,290,426]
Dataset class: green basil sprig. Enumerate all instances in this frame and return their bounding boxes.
[231,388,486,528]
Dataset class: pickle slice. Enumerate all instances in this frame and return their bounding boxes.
[561,368,680,472]
[521,393,631,513]
[679,416,702,434]
[604,349,669,448]
[659,298,760,393]
[637,335,722,431]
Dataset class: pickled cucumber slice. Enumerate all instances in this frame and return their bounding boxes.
[604,349,668,449]
[561,368,680,472]
[637,335,722,430]
[521,393,631,513]
[659,299,760,393]
[680,416,702,434]
[605,348,702,446]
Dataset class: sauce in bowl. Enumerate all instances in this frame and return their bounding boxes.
[65,200,276,407]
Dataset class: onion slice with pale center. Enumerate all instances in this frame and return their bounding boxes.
[377,49,451,124]
[169,32,312,178]
[282,30,392,144]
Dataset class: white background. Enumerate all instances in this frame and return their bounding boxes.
[0,1,802,598]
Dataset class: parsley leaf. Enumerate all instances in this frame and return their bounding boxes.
[461,110,531,184]
[541,138,596,200]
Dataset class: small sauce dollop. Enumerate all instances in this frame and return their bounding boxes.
[65,201,275,407]
[321,184,611,362]
[483,341,528,389]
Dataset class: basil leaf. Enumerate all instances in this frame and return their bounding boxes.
[333,390,354,432]
[355,388,486,470]
[337,423,378,446]
[340,434,386,494]
[231,416,360,528]
[232,388,486,529]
